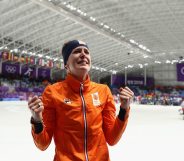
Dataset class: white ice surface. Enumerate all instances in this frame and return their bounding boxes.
[0,101,183,161]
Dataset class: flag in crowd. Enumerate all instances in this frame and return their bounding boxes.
[0,50,58,68]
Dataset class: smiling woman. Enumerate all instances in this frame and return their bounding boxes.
[62,40,91,81]
[28,39,134,161]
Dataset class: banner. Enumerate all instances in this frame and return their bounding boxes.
[20,55,25,63]
[176,63,184,81]
[38,68,51,80]
[13,55,19,62]
[111,75,123,86]
[1,51,9,60]
[8,52,13,61]
[111,75,154,87]
[21,65,36,78]
[2,62,20,75]
[30,56,36,65]
[38,58,45,66]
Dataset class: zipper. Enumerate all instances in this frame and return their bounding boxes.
[80,83,89,161]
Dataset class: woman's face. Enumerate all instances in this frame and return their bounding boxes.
[66,46,91,80]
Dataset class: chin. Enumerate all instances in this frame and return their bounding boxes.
[79,67,90,72]
[78,65,90,70]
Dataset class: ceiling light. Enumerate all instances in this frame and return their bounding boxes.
[143,55,148,58]
[130,39,135,43]
[171,60,178,64]
[90,16,96,21]
[104,25,109,29]
[128,65,133,68]
[139,44,144,48]
[138,64,143,67]
[146,49,151,52]
[112,70,117,74]
[38,54,43,57]
[54,58,58,61]
[82,12,87,16]
[166,60,171,63]
[77,9,82,13]
[154,61,161,64]
[46,56,51,59]
[14,48,18,53]
[22,50,27,54]
[96,67,99,70]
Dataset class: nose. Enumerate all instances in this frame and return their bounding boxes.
[82,48,86,54]
[80,49,86,57]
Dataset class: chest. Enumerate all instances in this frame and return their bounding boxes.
[53,89,106,130]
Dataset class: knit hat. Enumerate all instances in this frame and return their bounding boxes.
[61,40,89,65]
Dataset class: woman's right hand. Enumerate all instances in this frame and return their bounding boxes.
[28,95,44,122]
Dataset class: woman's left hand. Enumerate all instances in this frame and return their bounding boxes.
[119,87,134,109]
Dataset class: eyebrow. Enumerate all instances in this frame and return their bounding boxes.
[72,47,89,52]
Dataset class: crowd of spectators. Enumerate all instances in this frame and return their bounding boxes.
[112,86,184,106]
[1,77,184,107]
[0,77,49,101]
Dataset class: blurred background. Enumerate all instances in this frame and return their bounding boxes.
[0,0,184,161]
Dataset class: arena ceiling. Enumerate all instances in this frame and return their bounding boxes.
[1,0,184,78]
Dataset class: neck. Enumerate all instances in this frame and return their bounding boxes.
[76,73,88,82]
[69,72,88,82]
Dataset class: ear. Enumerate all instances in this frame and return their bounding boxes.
[65,64,71,74]
[65,65,68,70]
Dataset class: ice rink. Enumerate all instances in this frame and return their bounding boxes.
[0,101,183,161]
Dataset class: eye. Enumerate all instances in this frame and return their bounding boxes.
[84,49,89,54]
[72,48,89,54]
[72,49,81,54]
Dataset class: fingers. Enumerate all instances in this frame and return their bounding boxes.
[119,87,134,109]
[119,87,134,100]
[28,95,44,113]
[32,102,43,113]
[28,95,38,105]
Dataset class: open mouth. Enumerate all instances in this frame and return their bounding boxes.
[77,60,89,65]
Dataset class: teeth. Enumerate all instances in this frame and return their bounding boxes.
[79,61,87,64]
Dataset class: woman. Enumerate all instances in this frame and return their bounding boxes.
[28,40,134,161]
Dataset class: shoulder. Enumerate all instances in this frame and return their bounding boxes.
[90,81,106,87]
[44,81,65,93]
[90,81,110,91]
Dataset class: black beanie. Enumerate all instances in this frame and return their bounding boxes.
[62,40,89,65]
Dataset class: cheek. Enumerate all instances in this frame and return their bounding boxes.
[88,55,91,64]
[67,57,76,67]
[68,61,76,71]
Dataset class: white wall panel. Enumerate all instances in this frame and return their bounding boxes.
[147,64,184,86]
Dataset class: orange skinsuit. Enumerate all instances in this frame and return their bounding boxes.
[32,74,130,161]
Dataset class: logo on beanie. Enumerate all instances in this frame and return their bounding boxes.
[78,40,86,45]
